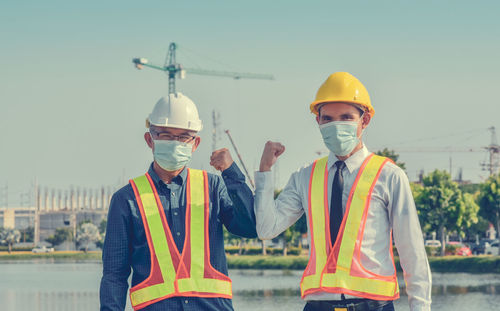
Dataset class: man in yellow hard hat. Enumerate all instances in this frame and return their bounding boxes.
[254,73,431,311]
[99,93,257,311]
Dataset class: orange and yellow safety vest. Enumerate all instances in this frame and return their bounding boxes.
[128,169,232,310]
[300,154,400,301]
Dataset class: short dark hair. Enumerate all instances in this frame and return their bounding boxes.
[318,103,364,117]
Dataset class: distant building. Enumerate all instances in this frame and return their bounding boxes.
[0,206,106,244]
[0,207,34,230]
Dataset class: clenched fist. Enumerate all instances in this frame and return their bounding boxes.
[210,148,234,172]
[259,141,285,172]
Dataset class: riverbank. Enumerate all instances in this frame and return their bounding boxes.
[0,251,101,261]
[2,252,499,273]
[227,255,500,273]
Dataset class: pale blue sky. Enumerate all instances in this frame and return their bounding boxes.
[1,1,499,205]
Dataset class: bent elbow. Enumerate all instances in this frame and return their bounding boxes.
[257,229,278,240]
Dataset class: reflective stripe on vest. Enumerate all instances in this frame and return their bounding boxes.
[300,154,399,301]
[129,169,232,310]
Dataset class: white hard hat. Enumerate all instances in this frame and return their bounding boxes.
[146,92,203,132]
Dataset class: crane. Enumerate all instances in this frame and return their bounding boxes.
[225,130,255,190]
[132,42,274,94]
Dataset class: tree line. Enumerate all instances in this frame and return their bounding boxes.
[2,149,498,257]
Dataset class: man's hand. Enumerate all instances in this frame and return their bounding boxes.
[210,148,234,172]
[259,141,285,172]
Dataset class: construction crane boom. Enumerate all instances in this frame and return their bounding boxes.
[132,60,168,72]
[185,68,274,80]
[132,42,274,94]
[225,130,255,190]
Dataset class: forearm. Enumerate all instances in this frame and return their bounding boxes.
[254,171,303,239]
[394,218,432,311]
[254,171,281,239]
[100,193,132,311]
[221,163,257,238]
[390,172,432,310]
[100,238,131,310]
[99,273,129,311]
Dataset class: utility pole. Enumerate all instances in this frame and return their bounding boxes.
[481,126,500,176]
[0,182,7,207]
[449,154,453,177]
[212,110,221,152]
[34,178,40,246]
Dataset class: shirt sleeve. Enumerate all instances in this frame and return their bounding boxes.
[254,169,304,240]
[219,162,258,238]
[100,190,132,311]
[388,168,432,311]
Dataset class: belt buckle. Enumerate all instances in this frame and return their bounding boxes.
[334,303,356,311]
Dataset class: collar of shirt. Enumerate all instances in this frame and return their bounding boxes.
[147,163,187,188]
[326,144,370,174]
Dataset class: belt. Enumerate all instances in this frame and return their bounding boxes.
[305,299,392,311]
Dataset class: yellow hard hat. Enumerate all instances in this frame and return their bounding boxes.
[310,72,374,117]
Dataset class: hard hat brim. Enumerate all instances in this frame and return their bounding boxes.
[310,100,375,117]
[148,120,202,132]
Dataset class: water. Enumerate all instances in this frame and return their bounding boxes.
[1,260,499,311]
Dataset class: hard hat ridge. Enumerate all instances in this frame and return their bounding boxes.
[146,92,203,132]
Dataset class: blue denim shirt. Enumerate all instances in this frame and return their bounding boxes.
[100,162,256,311]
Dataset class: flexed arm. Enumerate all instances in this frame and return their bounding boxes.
[255,141,303,239]
[211,148,257,238]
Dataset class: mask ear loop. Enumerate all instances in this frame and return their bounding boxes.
[357,111,366,141]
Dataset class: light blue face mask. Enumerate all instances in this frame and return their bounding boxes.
[319,119,362,156]
[152,139,193,171]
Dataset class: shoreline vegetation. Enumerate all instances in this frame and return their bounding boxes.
[1,251,500,273]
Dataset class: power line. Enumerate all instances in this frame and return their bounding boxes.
[382,128,487,147]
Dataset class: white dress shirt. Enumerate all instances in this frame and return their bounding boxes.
[254,145,431,311]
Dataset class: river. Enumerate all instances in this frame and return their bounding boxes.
[1,261,499,310]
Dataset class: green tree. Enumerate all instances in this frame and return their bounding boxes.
[46,227,73,247]
[95,219,107,250]
[463,215,490,242]
[0,228,21,253]
[459,192,480,237]
[414,170,477,256]
[375,148,406,171]
[20,226,34,243]
[76,223,101,252]
[99,219,107,234]
[478,173,500,255]
[460,183,481,194]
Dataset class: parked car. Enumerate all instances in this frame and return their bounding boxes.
[471,239,492,255]
[446,241,472,256]
[32,246,54,253]
[424,240,441,248]
[485,240,499,255]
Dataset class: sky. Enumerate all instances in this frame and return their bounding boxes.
[1,0,499,206]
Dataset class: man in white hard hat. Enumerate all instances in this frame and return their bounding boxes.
[100,93,257,311]
[215,73,431,311]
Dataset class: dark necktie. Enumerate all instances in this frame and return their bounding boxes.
[330,161,345,246]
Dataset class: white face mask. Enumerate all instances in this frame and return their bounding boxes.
[152,139,193,171]
[319,116,363,156]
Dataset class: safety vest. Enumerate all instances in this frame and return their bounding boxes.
[128,169,232,310]
[300,154,400,301]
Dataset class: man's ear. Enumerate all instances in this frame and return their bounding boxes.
[191,136,201,152]
[361,113,371,130]
[316,115,320,124]
[144,132,154,149]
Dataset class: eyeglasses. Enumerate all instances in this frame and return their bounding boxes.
[150,131,196,143]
